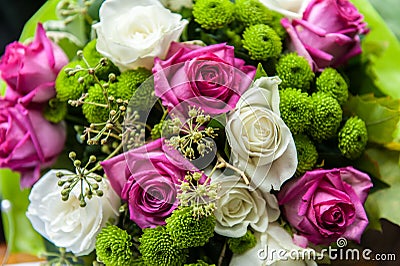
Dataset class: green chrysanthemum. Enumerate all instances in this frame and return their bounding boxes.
[269,11,286,39]
[166,207,216,249]
[310,93,342,142]
[227,230,257,254]
[234,0,273,26]
[130,80,157,111]
[294,134,318,176]
[338,116,368,159]
[82,39,120,80]
[43,98,68,123]
[193,0,235,30]
[95,225,133,266]
[82,83,118,123]
[316,68,349,105]
[242,24,282,61]
[279,88,311,134]
[139,226,188,266]
[55,60,93,102]
[275,53,315,91]
[185,260,215,266]
[115,68,151,101]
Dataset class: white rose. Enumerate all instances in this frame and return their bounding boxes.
[230,222,317,266]
[226,76,297,192]
[93,0,188,70]
[160,0,193,11]
[259,0,312,19]
[26,169,120,256]
[211,170,280,238]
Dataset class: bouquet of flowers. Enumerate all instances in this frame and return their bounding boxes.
[1,0,399,265]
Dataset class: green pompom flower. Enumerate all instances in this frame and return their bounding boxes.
[55,60,92,102]
[130,80,157,111]
[43,98,68,123]
[316,68,348,105]
[234,0,273,26]
[242,24,282,61]
[82,39,120,80]
[279,88,311,134]
[193,0,235,30]
[227,230,257,254]
[275,53,315,91]
[338,116,368,159]
[310,93,342,142]
[269,11,286,39]
[139,226,188,266]
[294,134,318,176]
[166,207,216,249]
[115,68,151,101]
[95,225,133,266]
[185,260,215,266]
[82,83,118,123]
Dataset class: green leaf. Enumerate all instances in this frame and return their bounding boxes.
[343,94,400,146]
[364,148,400,230]
[19,0,60,42]
[351,0,400,99]
[0,169,45,255]
[0,79,6,96]
[255,63,268,80]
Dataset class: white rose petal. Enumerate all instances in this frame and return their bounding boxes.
[226,77,297,193]
[26,169,120,256]
[259,0,312,19]
[160,0,193,11]
[211,170,280,238]
[230,222,317,266]
[93,0,188,70]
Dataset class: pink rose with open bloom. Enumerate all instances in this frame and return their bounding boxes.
[152,42,256,115]
[278,167,372,245]
[0,100,66,187]
[281,0,368,71]
[101,138,201,228]
[0,24,68,105]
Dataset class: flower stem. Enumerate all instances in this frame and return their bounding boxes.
[216,153,250,185]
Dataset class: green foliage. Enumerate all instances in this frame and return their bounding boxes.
[242,24,282,61]
[95,225,133,266]
[342,94,400,147]
[227,230,257,254]
[192,0,235,30]
[310,93,342,142]
[364,149,400,230]
[279,88,311,134]
[116,68,152,100]
[166,207,216,249]
[185,260,215,266]
[234,0,273,26]
[139,226,188,266]
[275,53,315,91]
[338,117,368,159]
[294,135,318,176]
[316,68,349,105]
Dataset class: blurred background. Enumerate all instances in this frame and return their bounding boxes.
[0,0,399,264]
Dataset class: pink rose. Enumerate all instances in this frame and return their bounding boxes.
[0,24,68,105]
[281,0,368,71]
[278,167,372,245]
[152,42,256,115]
[0,99,66,188]
[101,138,200,228]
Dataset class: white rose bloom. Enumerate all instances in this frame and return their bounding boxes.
[226,76,297,193]
[230,222,317,266]
[211,170,280,238]
[93,0,188,70]
[259,0,312,19]
[160,0,193,11]
[26,169,120,256]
